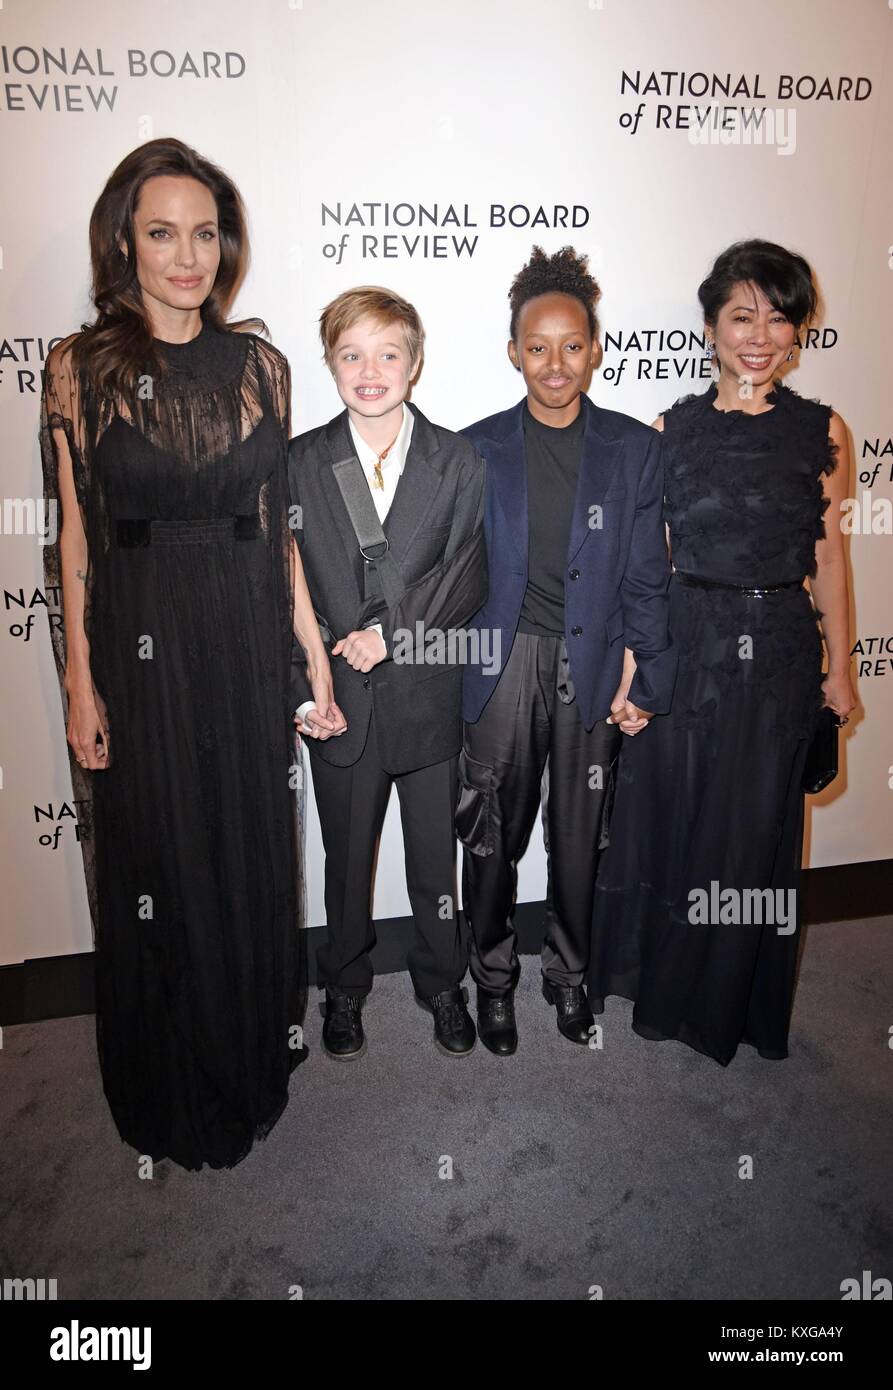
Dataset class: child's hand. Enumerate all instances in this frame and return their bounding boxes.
[332,629,387,673]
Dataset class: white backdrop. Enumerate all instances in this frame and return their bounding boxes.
[1,0,891,965]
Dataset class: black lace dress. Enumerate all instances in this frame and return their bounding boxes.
[40,321,307,1168]
[588,381,836,1064]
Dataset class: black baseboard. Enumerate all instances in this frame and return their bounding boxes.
[2,859,891,1027]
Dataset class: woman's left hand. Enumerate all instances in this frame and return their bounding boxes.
[821,670,857,722]
[310,664,347,736]
[607,687,654,736]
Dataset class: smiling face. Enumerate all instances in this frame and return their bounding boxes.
[508,292,599,424]
[125,174,220,330]
[330,315,418,423]
[708,280,797,388]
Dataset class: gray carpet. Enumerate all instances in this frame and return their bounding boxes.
[2,918,891,1301]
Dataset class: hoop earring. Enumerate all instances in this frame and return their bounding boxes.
[786,348,795,362]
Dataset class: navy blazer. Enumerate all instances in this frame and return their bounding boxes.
[460,394,676,729]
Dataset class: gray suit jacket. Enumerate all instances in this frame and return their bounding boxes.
[288,401,486,773]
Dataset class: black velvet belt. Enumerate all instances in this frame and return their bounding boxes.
[674,571,804,597]
[115,514,260,546]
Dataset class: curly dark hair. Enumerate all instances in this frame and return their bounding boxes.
[508,245,600,341]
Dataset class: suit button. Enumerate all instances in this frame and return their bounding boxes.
[363,676,371,689]
[569,568,580,580]
[571,625,583,636]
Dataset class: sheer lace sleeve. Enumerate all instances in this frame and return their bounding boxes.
[40,332,100,934]
[40,333,95,680]
[253,335,292,435]
[246,335,301,709]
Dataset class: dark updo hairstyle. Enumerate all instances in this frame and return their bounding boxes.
[508,245,601,341]
[72,136,263,398]
[698,239,817,330]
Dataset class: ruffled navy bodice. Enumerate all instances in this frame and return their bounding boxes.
[662,380,837,586]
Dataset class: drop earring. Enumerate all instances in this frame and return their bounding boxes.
[705,339,720,383]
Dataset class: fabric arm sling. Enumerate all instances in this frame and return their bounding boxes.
[331,454,489,647]
[331,456,407,613]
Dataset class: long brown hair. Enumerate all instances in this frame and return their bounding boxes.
[72,136,265,397]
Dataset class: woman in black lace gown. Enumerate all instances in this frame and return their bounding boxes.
[589,241,857,1064]
[40,138,344,1168]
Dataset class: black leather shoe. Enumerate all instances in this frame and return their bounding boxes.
[322,991,366,1060]
[419,987,476,1056]
[476,988,518,1056]
[541,977,594,1045]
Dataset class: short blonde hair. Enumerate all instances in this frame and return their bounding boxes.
[319,285,424,374]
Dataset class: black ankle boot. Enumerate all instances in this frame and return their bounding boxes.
[541,977,594,1045]
[476,987,518,1056]
[419,987,476,1056]
[322,990,366,1060]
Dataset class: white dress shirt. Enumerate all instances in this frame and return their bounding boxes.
[348,400,414,521]
[297,403,414,727]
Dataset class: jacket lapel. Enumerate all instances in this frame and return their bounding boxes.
[381,402,442,562]
[566,395,625,563]
[319,401,444,590]
[320,411,367,595]
[484,400,527,571]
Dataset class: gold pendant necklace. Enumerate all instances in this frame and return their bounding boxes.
[372,426,401,491]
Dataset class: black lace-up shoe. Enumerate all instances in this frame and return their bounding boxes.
[541,977,594,1045]
[419,987,476,1056]
[476,988,518,1055]
[322,990,366,1060]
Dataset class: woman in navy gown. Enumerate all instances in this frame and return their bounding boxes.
[589,240,857,1065]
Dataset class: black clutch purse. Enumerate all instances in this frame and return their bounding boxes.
[802,707,841,794]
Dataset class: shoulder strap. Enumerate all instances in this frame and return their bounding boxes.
[331,455,405,609]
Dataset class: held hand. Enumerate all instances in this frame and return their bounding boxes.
[314,700,347,737]
[332,629,387,674]
[310,664,347,735]
[66,683,111,770]
[821,671,857,723]
[294,660,348,742]
[297,705,348,742]
[607,686,654,737]
[294,702,348,742]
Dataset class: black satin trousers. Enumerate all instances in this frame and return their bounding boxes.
[457,630,622,994]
